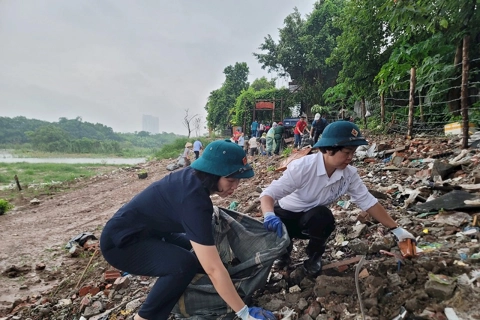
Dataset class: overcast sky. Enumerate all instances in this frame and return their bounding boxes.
[0,1,315,135]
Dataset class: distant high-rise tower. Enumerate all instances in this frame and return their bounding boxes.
[142,114,159,134]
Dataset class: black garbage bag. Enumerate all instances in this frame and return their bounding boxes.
[65,232,97,249]
[172,207,290,320]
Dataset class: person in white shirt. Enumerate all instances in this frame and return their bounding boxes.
[182,142,193,166]
[260,121,416,276]
[193,140,203,159]
[248,136,258,156]
[237,132,245,149]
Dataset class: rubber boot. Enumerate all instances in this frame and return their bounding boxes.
[303,238,328,276]
[303,252,323,276]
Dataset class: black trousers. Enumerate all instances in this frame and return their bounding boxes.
[274,204,335,256]
[274,135,282,155]
[313,131,321,144]
[100,231,199,320]
[194,151,200,159]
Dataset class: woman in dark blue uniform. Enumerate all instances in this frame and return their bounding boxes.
[100,140,274,320]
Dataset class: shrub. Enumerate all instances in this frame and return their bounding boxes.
[0,199,14,215]
[154,137,213,160]
[282,147,293,158]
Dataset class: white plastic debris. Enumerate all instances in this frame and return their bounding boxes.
[444,308,460,320]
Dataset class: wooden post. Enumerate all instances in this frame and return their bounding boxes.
[243,109,246,134]
[461,35,470,149]
[280,97,284,123]
[407,67,416,138]
[380,80,385,125]
[272,99,275,124]
[361,97,366,128]
[14,175,22,191]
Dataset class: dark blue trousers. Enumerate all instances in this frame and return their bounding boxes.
[100,232,199,320]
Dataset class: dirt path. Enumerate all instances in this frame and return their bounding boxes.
[0,160,171,306]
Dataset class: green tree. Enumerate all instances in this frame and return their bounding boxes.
[26,125,71,151]
[254,7,306,81]
[205,62,250,132]
[327,0,390,110]
[205,87,228,132]
[250,77,276,91]
[377,0,480,117]
[254,2,344,112]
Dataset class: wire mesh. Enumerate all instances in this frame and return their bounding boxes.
[361,59,480,138]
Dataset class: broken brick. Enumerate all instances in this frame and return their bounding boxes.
[104,269,121,283]
[79,285,92,297]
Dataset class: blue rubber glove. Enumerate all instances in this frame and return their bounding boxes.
[236,305,276,320]
[263,212,283,238]
[248,307,276,320]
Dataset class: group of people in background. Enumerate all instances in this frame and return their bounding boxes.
[232,120,286,158]
[239,114,329,157]
[182,139,203,166]
[249,120,272,139]
[229,112,362,160]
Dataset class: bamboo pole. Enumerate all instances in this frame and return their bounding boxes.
[461,35,470,149]
[75,249,98,289]
[407,67,416,138]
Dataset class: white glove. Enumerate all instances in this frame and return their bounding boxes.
[390,227,415,242]
[236,305,261,320]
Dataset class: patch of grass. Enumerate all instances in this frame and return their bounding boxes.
[0,163,123,189]
[155,137,213,160]
[282,147,293,158]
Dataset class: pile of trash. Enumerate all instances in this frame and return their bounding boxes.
[2,133,480,320]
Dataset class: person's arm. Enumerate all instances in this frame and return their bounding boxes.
[260,194,275,215]
[259,161,303,216]
[365,203,397,228]
[366,203,415,243]
[191,242,246,312]
[304,122,311,134]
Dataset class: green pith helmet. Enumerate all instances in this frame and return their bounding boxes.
[190,140,254,178]
[313,121,368,148]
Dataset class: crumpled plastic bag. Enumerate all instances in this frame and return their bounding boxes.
[65,232,97,249]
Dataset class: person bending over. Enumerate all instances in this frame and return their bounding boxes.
[260,121,415,276]
[101,140,275,320]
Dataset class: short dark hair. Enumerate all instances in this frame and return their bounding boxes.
[319,146,343,155]
[193,169,221,193]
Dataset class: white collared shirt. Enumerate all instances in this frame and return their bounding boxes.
[260,152,377,212]
[249,137,258,148]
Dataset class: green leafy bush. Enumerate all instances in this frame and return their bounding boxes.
[282,147,293,158]
[155,138,213,160]
[0,199,13,215]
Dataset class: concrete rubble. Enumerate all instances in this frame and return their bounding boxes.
[1,133,480,320]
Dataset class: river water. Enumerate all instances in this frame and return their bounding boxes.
[0,151,146,165]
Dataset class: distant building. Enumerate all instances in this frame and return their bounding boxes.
[142,114,159,134]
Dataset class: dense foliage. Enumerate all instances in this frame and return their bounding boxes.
[205,62,250,133]
[205,0,480,136]
[0,116,183,155]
